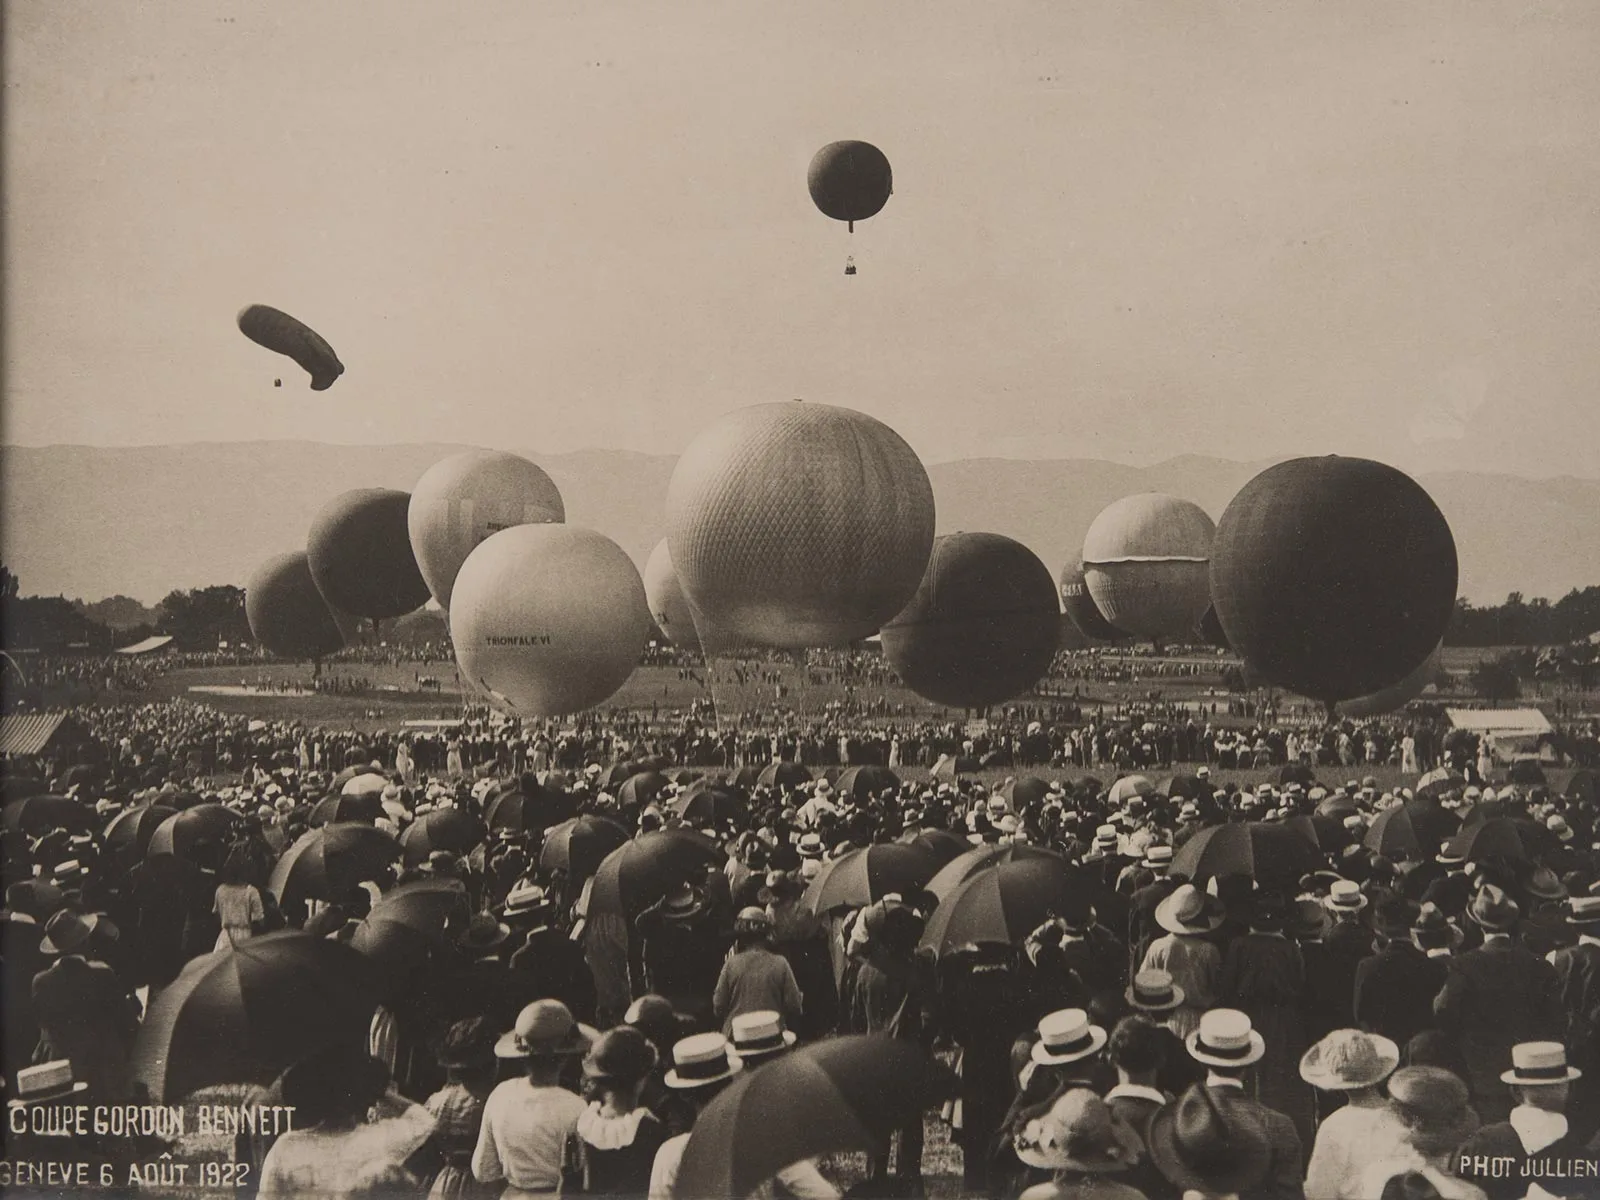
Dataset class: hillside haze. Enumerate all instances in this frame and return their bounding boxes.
[3,442,1596,607]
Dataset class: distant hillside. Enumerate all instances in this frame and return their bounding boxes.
[3,442,1596,606]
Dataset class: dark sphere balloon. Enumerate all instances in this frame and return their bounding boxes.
[307,489,432,620]
[237,304,344,390]
[666,402,935,650]
[881,533,1060,709]
[808,141,893,225]
[1059,552,1124,642]
[1211,457,1458,703]
[246,552,355,660]
[1198,604,1231,651]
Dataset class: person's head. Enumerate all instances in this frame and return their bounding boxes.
[1187,1009,1264,1081]
[434,1017,498,1088]
[1502,1042,1579,1113]
[1385,1066,1479,1158]
[582,1026,658,1112]
[278,1045,390,1129]
[663,1033,743,1114]
[1107,1015,1167,1082]
[495,1000,593,1082]
[1148,1083,1271,1198]
[733,906,773,949]
[624,994,682,1062]
[1299,1029,1399,1099]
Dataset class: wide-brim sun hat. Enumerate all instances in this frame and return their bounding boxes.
[1155,884,1226,936]
[1147,1083,1272,1196]
[1300,1030,1400,1091]
[495,1000,596,1059]
[1014,1087,1144,1172]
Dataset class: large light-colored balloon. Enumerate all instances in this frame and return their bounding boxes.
[1081,494,1215,641]
[642,540,700,652]
[665,401,935,650]
[408,451,565,610]
[451,526,650,717]
[1336,641,1443,719]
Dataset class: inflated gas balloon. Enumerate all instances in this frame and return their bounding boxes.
[666,402,935,650]
[642,540,700,652]
[1081,495,1215,641]
[307,489,432,620]
[408,451,565,610]
[246,552,356,660]
[1059,552,1125,642]
[451,525,650,717]
[880,533,1060,709]
[1336,641,1443,719]
[1198,604,1232,651]
[237,305,344,390]
[1211,457,1458,703]
[808,142,893,231]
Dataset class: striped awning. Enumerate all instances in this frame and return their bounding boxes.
[0,712,69,756]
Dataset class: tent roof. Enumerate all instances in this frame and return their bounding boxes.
[0,713,74,756]
[115,635,174,655]
[1445,708,1554,736]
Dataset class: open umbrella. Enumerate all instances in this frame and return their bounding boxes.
[104,803,177,861]
[836,766,901,802]
[1567,770,1598,804]
[340,772,389,799]
[1416,767,1465,800]
[925,843,1064,903]
[597,761,646,789]
[669,780,748,827]
[147,803,244,860]
[617,771,670,808]
[733,766,763,790]
[1363,807,1421,858]
[1161,775,1205,800]
[675,1036,944,1200]
[485,782,576,835]
[999,777,1050,810]
[928,756,979,779]
[1445,817,1527,862]
[268,823,401,907]
[1507,760,1547,785]
[1108,775,1155,805]
[2,794,95,836]
[757,762,813,790]
[1169,822,1321,889]
[309,793,384,826]
[132,930,380,1103]
[1277,763,1318,787]
[350,878,473,990]
[399,808,488,865]
[920,855,1092,959]
[587,829,722,921]
[801,844,939,915]
[899,828,970,864]
[539,815,630,879]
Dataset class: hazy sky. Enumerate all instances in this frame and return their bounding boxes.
[6,1,1599,477]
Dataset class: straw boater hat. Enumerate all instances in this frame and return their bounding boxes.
[1186,1009,1265,1068]
[1014,1088,1143,1172]
[1147,1084,1272,1196]
[1299,1030,1400,1091]
[1567,896,1600,927]
[1155,884,1226,936]
[664,1032,744,1089]
[1127,968,1185,1013]
[502,880,554,919]
[1031,1009,1108,1066]
[797,833,826,860]
[1142,845,1174,872]
[729,1010,797,1060]
[495,1000,594,1060]
[8,1061,88,1107]
[1324,880,1368,915]
[1501,1042,1581,1087]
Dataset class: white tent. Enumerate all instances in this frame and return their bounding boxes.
[1446,707,1554,762]
[114,634,173,655]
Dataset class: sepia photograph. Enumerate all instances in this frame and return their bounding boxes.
[3,3,1600,1197]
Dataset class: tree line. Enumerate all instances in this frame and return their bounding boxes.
[1444,587,1600,647]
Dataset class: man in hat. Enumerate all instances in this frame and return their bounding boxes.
[1353,897,1449,1049]
[1547,894,1600,1121]
[1127,844,1182,972]
[472,1000,592,1194]
[1185,1009,1305,1200]
[1102,1014,1181,1199]
[647,1032,746,1200]
[1433,884,1564,1122]
[31,941,141,1103]
[724,1013,841,1197]
[1148,1083,1275,1200]
[1457,1042,1590,1200]
[1026,895,1127,1003]
[1141,884,1226,1037]
[713,907,804,1036]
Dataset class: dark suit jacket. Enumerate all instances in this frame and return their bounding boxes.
[1206,1082,1305,1200]
[1458,1119,1592,1200]
[1435,940,1564,1118]
[1353,941,1448,1046]
[1106,1088,1176,1200]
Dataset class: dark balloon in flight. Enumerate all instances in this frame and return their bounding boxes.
[238,304,345,390]
[1210,456,1457,704]
[307,489,432,620]
[246,552,355,660]
[881,533,1061,709]
[1059,552,1124,642]
[808,141,893,231]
